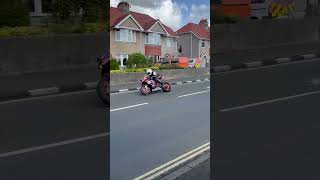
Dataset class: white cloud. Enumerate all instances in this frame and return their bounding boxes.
[187,4,210,26]
[110,0,183,31]
[110,0,210,30]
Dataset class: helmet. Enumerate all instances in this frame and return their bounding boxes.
[146,69,152,75]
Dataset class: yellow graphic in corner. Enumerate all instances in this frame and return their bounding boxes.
[270,0,295,18]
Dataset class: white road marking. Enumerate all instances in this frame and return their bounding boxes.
[178,90,210,98]
[215,58,320,76]
[207,86,210,89]
[110,103,149,112]
[220,90,320,112]
[0,132,109,158]
[0,90,95,105]
[133,142,210,180]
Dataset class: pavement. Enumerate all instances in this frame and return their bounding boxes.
[213,57,320,180]
[110,81,210,180]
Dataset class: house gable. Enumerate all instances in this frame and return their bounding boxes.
[115,14,143,31]
[119,17,140,30]
[148,21,168,35]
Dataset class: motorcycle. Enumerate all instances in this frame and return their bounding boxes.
[96,53,110,105]
[140,75,171,95]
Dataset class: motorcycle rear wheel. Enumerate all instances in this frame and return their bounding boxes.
[97,79,110,105]
[140,85,151,95]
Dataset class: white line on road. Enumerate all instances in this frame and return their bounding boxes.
[133,142,210,180]
[215,58,320,76]
[177,90,210,98]
[0,90,95,105]
[220,90,320,112]
[0,132,109,158]
[110,103,149,112]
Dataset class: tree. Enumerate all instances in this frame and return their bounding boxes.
[0,0,30,27]
[52,0,80,22]
[53,0,107,23]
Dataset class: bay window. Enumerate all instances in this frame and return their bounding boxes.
[115,29,136,43]
[145,33,161,45]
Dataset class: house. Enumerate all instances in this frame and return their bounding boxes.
[176,19,210,67]
[213,0,251,19]
[110,1,178,67]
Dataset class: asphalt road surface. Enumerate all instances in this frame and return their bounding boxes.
[110,81,210,180]
[0,90,109,180]
[213,41,320,66]
[213,58,320,180]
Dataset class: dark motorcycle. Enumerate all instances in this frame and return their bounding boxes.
[140,76,171,95]
[96,53,110,105]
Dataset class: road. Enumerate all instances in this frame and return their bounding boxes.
[110,81,210,180]
[213,41,320,66]
[0,90,109,180]
[214,58,320,180]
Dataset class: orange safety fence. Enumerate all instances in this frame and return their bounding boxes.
[178,57,189,68]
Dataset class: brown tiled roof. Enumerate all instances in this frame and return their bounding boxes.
[110,7,177,37]
[176,23,210,40]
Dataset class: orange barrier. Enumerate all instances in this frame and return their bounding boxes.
[178,57,189,68]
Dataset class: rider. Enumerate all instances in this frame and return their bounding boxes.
[146,69,162,84]
[98,50,110,76]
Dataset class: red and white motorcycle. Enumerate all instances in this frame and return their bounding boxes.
[140,76,171,95]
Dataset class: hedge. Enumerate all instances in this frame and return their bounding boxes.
[127,53,149,68]
[110,58,119,70]
[158,64,184,70]
[0,0,30,27]
[0,22,107,37]
[212,11,239,24]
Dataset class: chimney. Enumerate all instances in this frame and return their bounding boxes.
[199,19,209,29]
[117,1,130,14]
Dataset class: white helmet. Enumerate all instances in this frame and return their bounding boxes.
[146,69,152,75]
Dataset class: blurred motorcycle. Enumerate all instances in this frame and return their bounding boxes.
[140,75,171,95]
[96,51,110,105]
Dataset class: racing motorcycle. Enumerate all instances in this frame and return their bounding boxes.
[96,52,110,105]
[140,75,171,95]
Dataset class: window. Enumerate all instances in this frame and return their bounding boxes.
[115,29,136,43]
[166,38,174,47]
[145,33,161,45]
[116,54,129,66]
[202,41,206,48]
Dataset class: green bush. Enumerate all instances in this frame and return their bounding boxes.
[52,0,80,21]
[52,0,107,23]
[0,22,106,37]
[212,11,239,24]
[127,53,148,68]
[0,0,30,27]
[158,64,184,70]
[110,58,119,70]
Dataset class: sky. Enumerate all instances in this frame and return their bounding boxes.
[110,0,210,31]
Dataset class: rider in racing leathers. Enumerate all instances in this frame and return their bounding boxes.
[146,69,162,84]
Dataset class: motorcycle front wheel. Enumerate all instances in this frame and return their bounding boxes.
[162,82,171,92]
